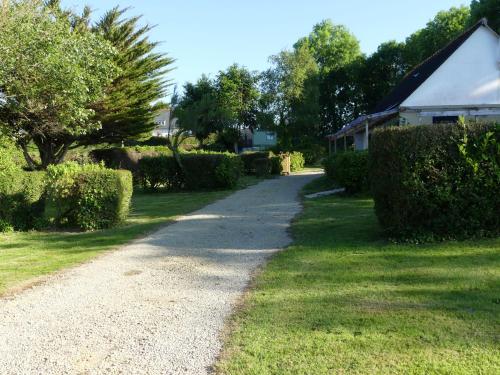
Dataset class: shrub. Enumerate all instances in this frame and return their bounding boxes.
[45,163,133,231]
[137,152,243,191]
[138,155,182,190]
[90,147,171,176]
[298,146,327,165]
[290,151,305,172]
[182,153,242,190]
[253,158,272,177]
[0,171,46,231]
[370,122,500,240]
[324,151,368,193]
[240,151,273,174]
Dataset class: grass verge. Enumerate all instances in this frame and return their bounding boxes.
[0,176,260,296]
[217,191,500,373]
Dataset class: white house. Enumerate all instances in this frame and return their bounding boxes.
[328,18,500,152]
[152,109,178,137]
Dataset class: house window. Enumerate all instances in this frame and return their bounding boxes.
[432,116,458,124]
[266,132,274,141]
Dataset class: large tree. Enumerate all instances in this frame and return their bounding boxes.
[404,6,470,68]
[0,0,118,168]
[469,0,500,33]
[88,7,174,144]
[215,64,260,152]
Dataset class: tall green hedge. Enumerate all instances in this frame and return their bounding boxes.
[370,123,499,240]
[45,163,133,231]
[324,151,368,193]
[0,171,46,231]
[138,152,243,191]
[240,152,274,174]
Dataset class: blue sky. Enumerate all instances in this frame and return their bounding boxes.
[62,0,468,93]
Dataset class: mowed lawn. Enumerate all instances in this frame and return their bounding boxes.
[0,177,258,296]
[217,190,500,373]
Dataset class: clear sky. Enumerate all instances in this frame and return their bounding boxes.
[62,0,468,93]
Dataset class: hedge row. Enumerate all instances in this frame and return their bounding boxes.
[241,151,304,175]
[370,123,499,240]
[0,171,46,231]
[0,163,133,232]
[324,151,368,193]
[139,152,243,191]
[90,147,172,175]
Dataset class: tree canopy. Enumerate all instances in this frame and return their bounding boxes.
[0,0,118,168]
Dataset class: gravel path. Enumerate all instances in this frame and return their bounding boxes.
[0,172,319,375]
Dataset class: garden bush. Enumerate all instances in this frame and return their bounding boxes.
[138,152,243,191]
[370,122,500,240]
[182,152,242,190]
[324,151,368,193]
[0,171,46,231]
[240,151,273,174]
[45,163,133,231]
[138,155,182,190]
[290,151,305,172]
[90,147,171,175]
[253,158,272,177]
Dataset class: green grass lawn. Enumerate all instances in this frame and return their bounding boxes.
[217,191,500,373]
[0,176,259,296]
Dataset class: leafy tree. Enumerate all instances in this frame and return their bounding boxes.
[176,76,227,144]
[0,0,118,169]
[215,64,260,152]
[469,0,500,33]
[294,20,361,73]
[360,41,408,112]
[404,6,470,68]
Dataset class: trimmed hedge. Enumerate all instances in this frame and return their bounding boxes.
[0,171,46,231]
[138,152,243,191]
[45,163,133,231]
[324,151,368,193]
[370,123,500,240]
[254,158,271,177]
[90,147,171,176]
[240,151,273,174]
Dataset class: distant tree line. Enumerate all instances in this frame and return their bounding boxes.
[176,0,497,153]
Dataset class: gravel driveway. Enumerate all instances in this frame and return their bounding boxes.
[0,172,319,375]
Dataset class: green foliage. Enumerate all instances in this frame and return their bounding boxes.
[0,171,46,231]
[0,0,119,168]
[289,151,305,172]
[404,6,470,68]
[80,7,174,144]
[253,158,272,177]
[0,136,26,174]
[369,123,499,240]
[45,163,133,231]
[240,151,274,174]
[138,152,243,191]
[138,155,183,190]
[469,0,500,33]
[324,151,368,193]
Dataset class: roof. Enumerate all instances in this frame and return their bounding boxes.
[328,18,496,139]
[373,18,491,113]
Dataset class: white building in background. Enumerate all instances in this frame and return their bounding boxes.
[152,109,178,137]
[328,18,500,151]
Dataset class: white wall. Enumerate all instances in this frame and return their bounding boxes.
[402,26,500,107]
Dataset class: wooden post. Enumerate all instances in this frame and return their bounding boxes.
[343,135,347,151]
[334,137,337,153]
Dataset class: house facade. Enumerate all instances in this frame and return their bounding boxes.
[328,18,500,152]
[152,109,178,137]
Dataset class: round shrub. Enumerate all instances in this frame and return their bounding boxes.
[45,163,133,231]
